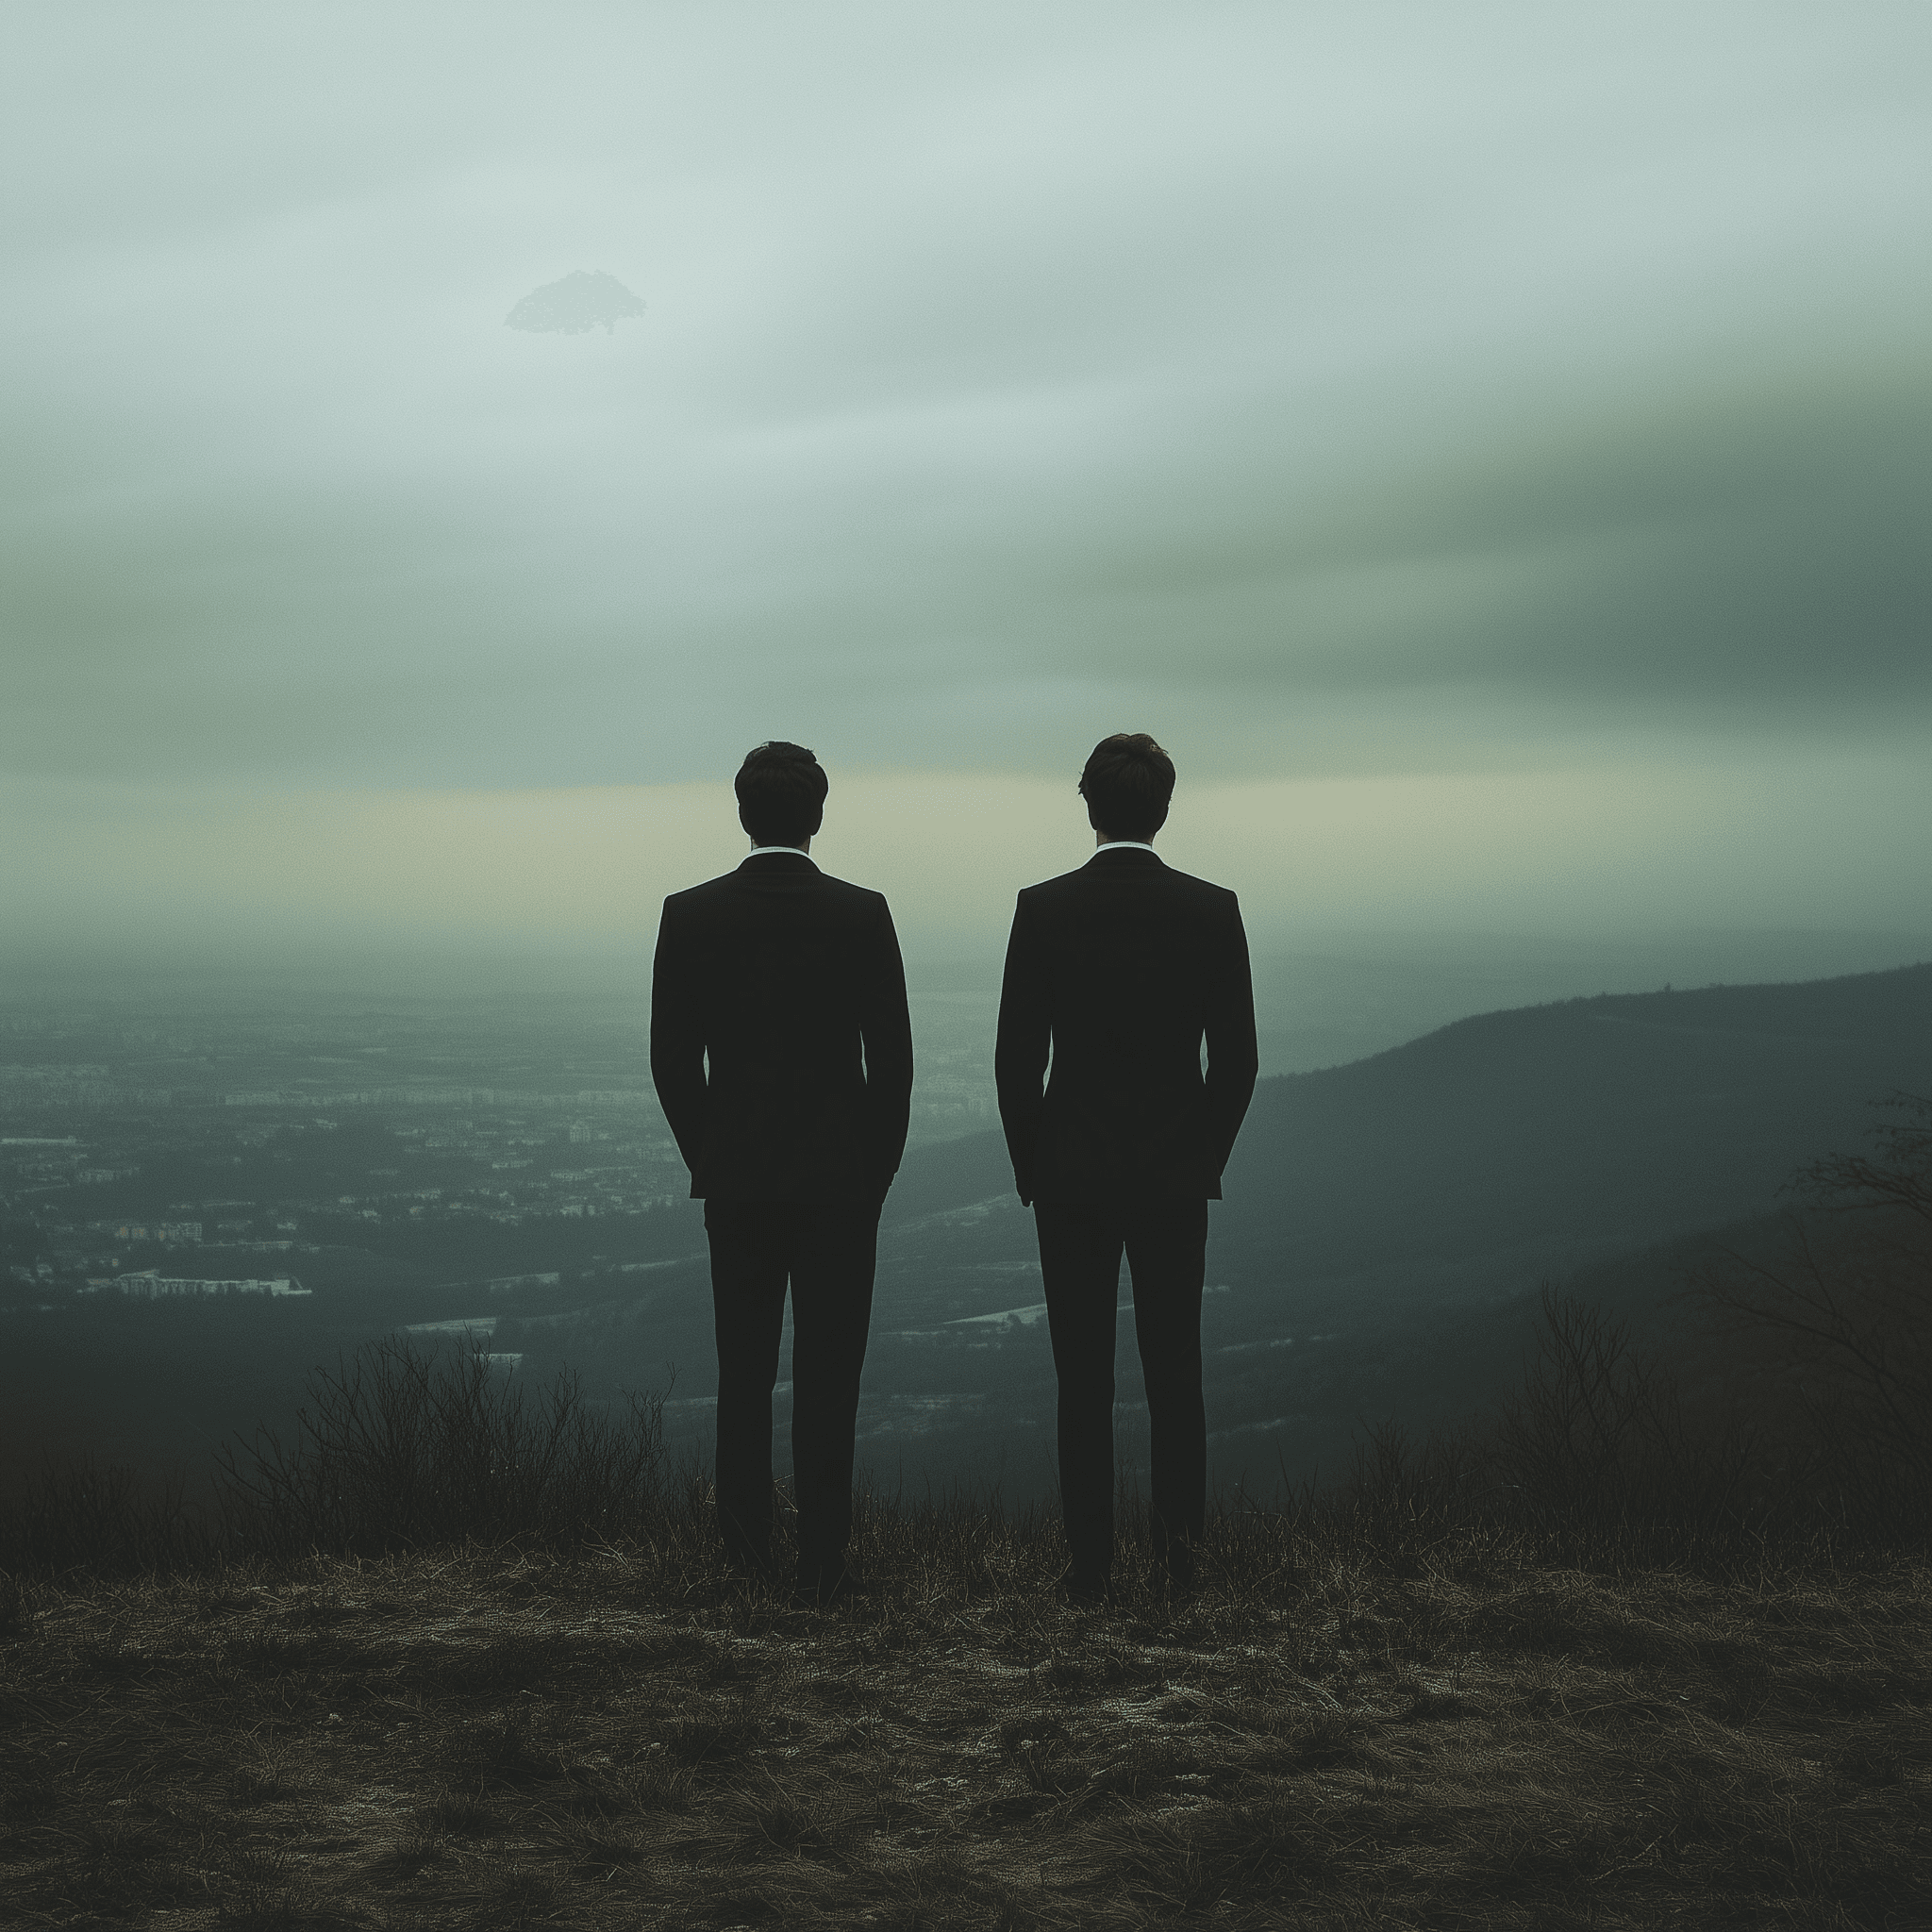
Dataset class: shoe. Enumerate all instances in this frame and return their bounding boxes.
[1160,1545,1199,1599]
[724,1552,776,1592]
[793,1560,862,1608]
[1058,1564,1113,1607]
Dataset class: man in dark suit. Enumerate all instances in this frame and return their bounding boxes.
[995,733,1257,1602]
[650,742,913,1603]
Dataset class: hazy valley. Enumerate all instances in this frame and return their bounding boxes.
[4,948,1926,1505]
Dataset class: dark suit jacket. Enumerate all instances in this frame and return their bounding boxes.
[995,848,1257,1206]
[650,853,913,1202]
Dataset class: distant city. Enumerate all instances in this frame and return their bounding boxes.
[0,986,996,1307]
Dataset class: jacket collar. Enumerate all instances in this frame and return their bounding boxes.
[1087,846,1163,869]
[738,851,818,873]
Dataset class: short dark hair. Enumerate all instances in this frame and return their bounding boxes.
[1078,733,1174,841]
[735,741,827,846]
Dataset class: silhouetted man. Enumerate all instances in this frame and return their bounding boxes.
[995,734,1257,1602]
[651,743,913,1603]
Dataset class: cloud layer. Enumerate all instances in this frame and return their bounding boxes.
[2,4,1927,948]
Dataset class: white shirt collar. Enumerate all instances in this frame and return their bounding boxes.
[746,844,813,859]
[1091,841,1158,856]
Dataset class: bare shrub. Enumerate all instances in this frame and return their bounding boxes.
[1488,1288,1757,1559]
[0,1452,217,1576]
[1681,1092,1932,1538]
[0,1569,35,1638]
[1317,1418,1491,1568]
[215,1337,666,1559]
[1694,1216,1932,1523]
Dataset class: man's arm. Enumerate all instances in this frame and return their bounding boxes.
[1202,891,1258,1179]
[993,890,1050,1205]
[858,894,914,1194]
[648,898,708,1180]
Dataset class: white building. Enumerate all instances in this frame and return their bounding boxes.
[109,1272,310,1298]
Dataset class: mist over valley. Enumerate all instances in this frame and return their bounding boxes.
[6,938,1924,1506]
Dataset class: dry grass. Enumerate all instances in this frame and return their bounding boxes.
[2,1508,1927,1931]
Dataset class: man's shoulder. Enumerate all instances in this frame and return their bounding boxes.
[808,868,890,912]
[1023,860,1238,910]
[661,871,741,913]
[663,867,888,916]
[1017,865,1091,907]
[1153,864,1241,911]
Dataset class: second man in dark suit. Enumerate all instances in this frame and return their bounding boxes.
[650,742,913,1603]
[995,733,1257,1602]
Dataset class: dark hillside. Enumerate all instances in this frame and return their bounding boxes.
[874,963,1931,1310]
[1216,961,1932,1297]
[886,965,1932,1277]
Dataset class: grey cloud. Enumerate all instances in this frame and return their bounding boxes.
[5,355,1926,789]
[506,273,645,337]
[2,3,1929,791]
[1023,362,1932,718]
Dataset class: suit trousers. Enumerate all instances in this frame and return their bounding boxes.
[1034,1196,1210,1579]
[704,1197,881,1576]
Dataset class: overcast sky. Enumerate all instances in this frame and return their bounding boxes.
[4,3,1928,962]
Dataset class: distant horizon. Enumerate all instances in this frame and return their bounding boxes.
[5,925,1926,1093]
[6,921,1929,985]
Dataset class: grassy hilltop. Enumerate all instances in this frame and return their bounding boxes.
[0,1512,1926,1932]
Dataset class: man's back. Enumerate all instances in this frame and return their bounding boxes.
[652,853,913,1202]
[995,848,1257,1204]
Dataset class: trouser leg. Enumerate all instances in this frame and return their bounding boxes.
[1035,1201,1126,1579]
[786,1200,881,1574]
[704,1199,789,1575]
[1126,1199,1210,1574]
